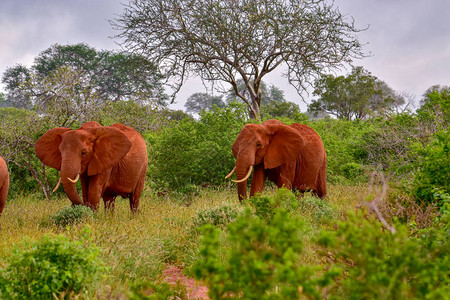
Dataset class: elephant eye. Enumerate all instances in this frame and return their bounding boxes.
[81,150,87,156]
[256,142,262,148]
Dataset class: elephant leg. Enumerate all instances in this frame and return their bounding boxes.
[0,184,7,217]
[80,173,89,205]
[249,164,265,197]
[277,162,295,190]
[130,168,146,213]
[87,175,105,210]
[103,193,116,211]
[316,158,327,198]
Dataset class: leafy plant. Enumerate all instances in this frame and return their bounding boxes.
[49,205,94,227]
[0,229,105,299]
[316,209,450,299]
[151,103,248,189]
[297,193,337,224]
[410,128,449,204]
[194,205,330,299]
[250,188,298,223]
[193,205,240,229]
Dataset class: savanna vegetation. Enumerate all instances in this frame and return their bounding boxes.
[0,0,449,298]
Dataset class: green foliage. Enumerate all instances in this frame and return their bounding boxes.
[0,230,106,299]
[193,205,241,229]
[49,205,95,227]
[297,193,336,224]
[317,209,450,299]
[97,100,165,134]
[150,103,248,189]
[410,128,449,204]
[310,118,370,183]
[250,188,298,223]
[193,190,331,299]
[2,43,167,110]
[194,206,328,299]
[261,100,309,121]
[340,162,364,180]
[309,66,400,120]
[416,86,449,129]
[0,107,51,196]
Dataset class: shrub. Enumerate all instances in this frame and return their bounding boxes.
[194,206,331,299]
[340,162,364,180]
[150,103,248,189]
[410,128,449,205]
[193,205,241,229]
[49,205,95,227]
[297,193,337,224]
[310,118,371,183]
[316,209,450,299]
[250,188,298,223]
[0,230,105,299]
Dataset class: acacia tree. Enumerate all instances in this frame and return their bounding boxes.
[112,0,364,119]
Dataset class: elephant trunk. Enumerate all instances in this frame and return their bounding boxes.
[60,160,83,205]
[235,157,253,202]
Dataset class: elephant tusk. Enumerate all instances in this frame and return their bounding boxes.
[67,174,80,183]
[52,177,62,192]
[231,166,253,183]
[225,166,236,179]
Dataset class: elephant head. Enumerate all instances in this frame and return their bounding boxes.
[227,119,304,201]
[35,122,132,205]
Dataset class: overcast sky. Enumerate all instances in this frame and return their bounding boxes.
[1,0,449,111]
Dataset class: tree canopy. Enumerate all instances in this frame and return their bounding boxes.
[112,0,364,119]
[308,66,404,120]
[184,93,225,114]
[1,43,168,109]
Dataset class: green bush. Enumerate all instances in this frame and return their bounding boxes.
[193,205,241,229]
[297,193,336,224]
[150,103,248,189]
[410,128,449,204]
[316,209,450,299]
[340,162,364,180]
[250,188,298,223]
[194,204,332,299]
[0,230,105,299]
[309,118,371,183]
[49,205,95,227]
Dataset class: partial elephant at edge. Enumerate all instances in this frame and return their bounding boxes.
[35,121,148,212]
[0,155,10,225]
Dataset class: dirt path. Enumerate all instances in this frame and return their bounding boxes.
[163,265,209,299]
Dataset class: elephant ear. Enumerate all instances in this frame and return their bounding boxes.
[35,127,71,170]
[232,130,246,158]
[263,122,304,169]
[87,127,132,176]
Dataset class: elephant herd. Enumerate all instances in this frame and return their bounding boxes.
[0,119,327,224]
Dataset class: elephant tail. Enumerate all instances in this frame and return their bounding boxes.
[316,155,327,198]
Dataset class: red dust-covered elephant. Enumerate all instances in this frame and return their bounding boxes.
[35,121,148,212]
[226,119,327,202]
[0,156,9,222]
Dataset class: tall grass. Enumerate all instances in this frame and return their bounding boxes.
[0,184,367,297]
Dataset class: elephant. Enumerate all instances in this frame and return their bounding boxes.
[226,119,327,202]
[35,121,148,212]
[0,156,10,221]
